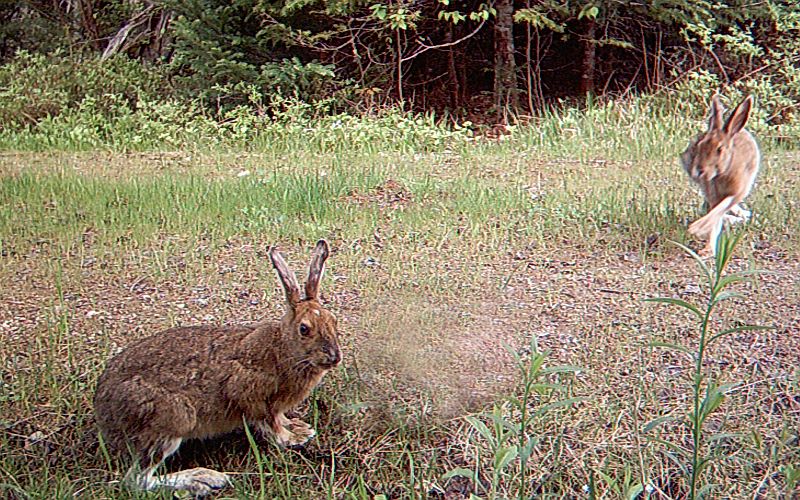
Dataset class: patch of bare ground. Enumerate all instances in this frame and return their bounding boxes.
[3,232,798,494]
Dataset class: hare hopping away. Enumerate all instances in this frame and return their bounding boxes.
[94,240,340,497]
[680,94,761,257]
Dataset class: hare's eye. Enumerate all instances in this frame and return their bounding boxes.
[716,146,723,154]
[299,324,311,336]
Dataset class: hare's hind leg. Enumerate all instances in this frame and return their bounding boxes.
[700,217,724,257]
[130,437,230,496]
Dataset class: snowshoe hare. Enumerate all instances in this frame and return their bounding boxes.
[94,240,340,497]
[680,94,760,256]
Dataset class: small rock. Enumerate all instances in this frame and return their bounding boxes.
[25,431,46,450]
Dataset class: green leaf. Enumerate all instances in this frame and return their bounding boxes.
[644,297,703,319]
[465,416,494,444]
[487,412,516,434]
[519,438,538,461]
[713,274,746,294]
[595,470,619,494]
[625,483,644,500]
[535,397,587,416]
[708,432,740,442]
[712,290,743,305]
[643,415,676,433]
[494,445,518,471]
[650,437,691,458]
[700,391,725,421]
[442,467,476,481]
[696,482,716,498]
[669,240,712,285]
[578,4,600,20]
[707,324,772,344]
[541,364,583,374]
[650,340,692,354]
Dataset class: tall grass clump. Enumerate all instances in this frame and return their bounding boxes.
[645,233,771,498]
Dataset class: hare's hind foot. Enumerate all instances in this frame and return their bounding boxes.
[697,245,715,259]
[137,467,230,497]
[129,437,230,497]
[729,204,751,221]
[722,213,745,226]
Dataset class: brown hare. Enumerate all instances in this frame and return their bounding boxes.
[94,240,340,497]
[680,94,760,256]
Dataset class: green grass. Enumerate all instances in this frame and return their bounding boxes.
[1,100,799,498]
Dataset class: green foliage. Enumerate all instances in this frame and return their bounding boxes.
[0,51,169,130]
[168,0,347,108]
[446,341,584,498]
[645,234,772,498]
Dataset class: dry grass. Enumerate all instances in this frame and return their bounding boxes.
[1,145,799,498]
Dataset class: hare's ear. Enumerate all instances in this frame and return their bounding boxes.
[305,240,330,301]
[708,94,724,131]
[723,95,753,136]
[269,246,301,307]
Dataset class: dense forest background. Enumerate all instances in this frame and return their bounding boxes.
[2,0,800,137]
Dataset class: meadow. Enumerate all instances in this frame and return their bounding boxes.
[1,100,799,498]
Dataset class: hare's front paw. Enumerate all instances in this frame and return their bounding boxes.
[287,418,316,441]
[275,426,315,447]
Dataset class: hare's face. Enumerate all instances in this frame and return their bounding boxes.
[290,300,341,369]
[685,132,732,183]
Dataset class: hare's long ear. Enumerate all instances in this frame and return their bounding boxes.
[270,246,301,307]
[723,95,753,136]
[305,240,330,301]
[708,94,724,131]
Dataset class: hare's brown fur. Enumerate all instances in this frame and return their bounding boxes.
[680,95,760,256]
[93,241,339,496]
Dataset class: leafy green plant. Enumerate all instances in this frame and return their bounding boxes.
[445,340,583,498]
[645,232,772,498]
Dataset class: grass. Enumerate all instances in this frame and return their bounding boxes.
[1,100,799,498]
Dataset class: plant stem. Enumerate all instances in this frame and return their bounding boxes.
[691,266,720,498]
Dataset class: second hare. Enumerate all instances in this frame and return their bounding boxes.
[93,240,340,497]
[680,94,760,256]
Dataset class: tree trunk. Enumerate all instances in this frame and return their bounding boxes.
[580,19,597,96]
[493,0,517,120]
[78,0,102,50]
[445,23,460,109]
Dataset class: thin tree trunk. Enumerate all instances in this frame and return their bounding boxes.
[493,0,517,120]
[396,28,403,103]
[580,19,597,96]
[446,23,460,109]
[78,0,102,50]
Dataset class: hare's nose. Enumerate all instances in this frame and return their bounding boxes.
[324,345,341,365]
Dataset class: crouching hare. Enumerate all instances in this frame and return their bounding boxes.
[680,94,761,256]
[94,240,340,497]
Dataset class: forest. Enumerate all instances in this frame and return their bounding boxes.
[2,0,800,128]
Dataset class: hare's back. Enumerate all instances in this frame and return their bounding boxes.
[94,325,261,448]
[98,324,258,388]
